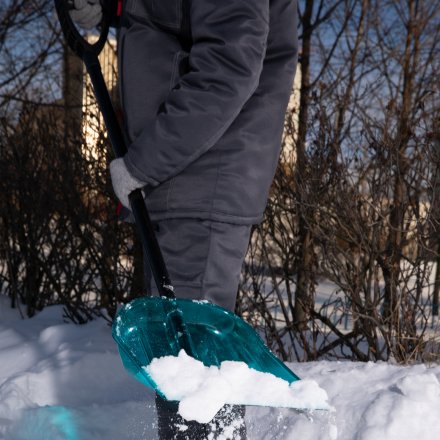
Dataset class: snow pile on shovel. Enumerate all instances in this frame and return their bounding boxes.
[145,349,331,423]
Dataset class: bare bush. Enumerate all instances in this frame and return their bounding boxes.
[0,4,142,321]
[239,0,440,364]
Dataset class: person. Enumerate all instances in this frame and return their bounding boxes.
[70,0,298,438]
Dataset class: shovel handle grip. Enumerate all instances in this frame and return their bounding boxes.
[54,0,111,58]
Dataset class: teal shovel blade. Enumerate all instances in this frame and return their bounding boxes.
[112,297,299,397]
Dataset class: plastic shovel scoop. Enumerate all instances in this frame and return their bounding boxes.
[112,300,335,424]
[112,299,334,420]
[112,297,300,395]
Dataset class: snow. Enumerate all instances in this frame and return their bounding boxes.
[0,295,440,439]
[146,350,331,423]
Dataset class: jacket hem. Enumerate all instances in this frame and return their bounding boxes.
[149,210,262,225]
[118,207,263,226]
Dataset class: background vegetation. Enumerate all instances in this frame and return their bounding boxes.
[1,0,439,363]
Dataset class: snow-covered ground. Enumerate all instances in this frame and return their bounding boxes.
[1,295,440,440]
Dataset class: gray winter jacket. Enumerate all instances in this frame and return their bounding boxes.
[119,0,298,225]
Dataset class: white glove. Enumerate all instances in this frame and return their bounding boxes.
[69,0,102,30]
[110,158,146,208]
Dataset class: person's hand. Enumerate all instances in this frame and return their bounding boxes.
[69,0,102,30]
[110,158,146,208]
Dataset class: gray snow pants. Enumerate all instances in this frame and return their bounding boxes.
[144,218,252,312]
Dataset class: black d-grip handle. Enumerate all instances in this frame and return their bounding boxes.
[55,0,127,159]
[55,0,111,58]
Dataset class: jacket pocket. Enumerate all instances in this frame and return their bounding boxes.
[125,0,182,29]
[169,50,190,90]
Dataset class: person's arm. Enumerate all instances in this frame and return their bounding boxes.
[123,0,270,185]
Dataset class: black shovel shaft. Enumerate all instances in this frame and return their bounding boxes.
[85,53,194,355]
[83,52,126,158]
[55,0,196,358]
[84,52,175,300]
[54,0,174,299]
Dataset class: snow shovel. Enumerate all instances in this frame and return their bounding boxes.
[55,0,300,398]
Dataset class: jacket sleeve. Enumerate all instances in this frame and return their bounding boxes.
[123,0,270,185]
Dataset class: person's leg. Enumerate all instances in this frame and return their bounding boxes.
[156,396,246,440]
[155,394,211,439]
[144,218,251,439]
[210,404,247,439]
[147,219,251,311]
